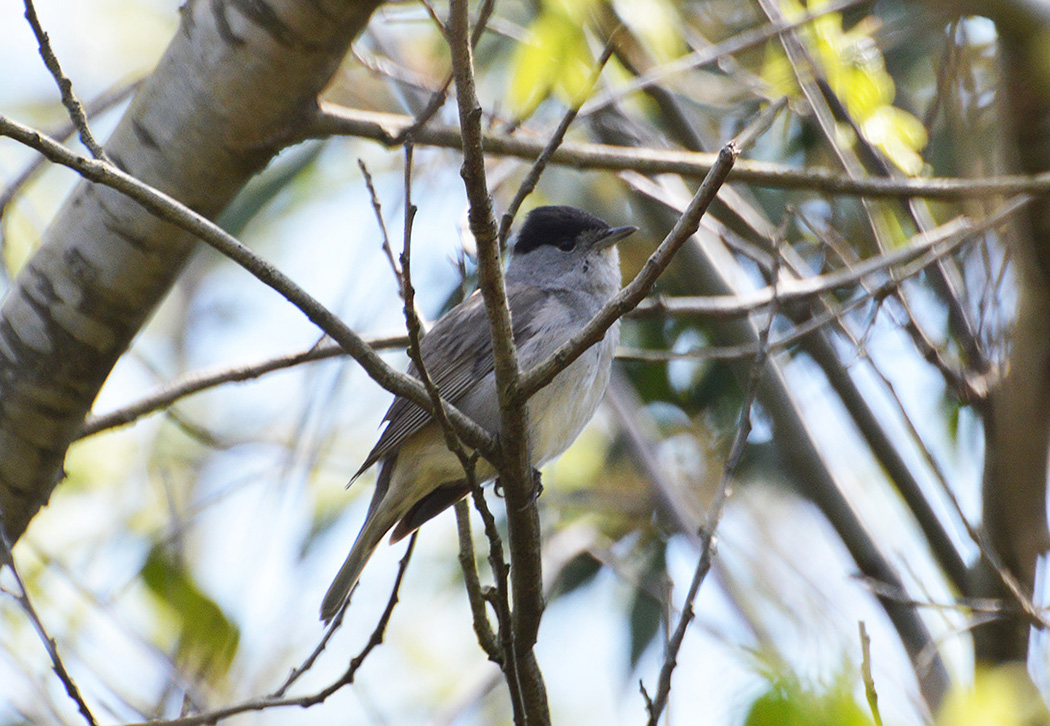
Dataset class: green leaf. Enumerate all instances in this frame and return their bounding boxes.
[141,544,240,680]
[745,677,873,726]
[759,3,928,175]
[628,585,662,669]
[628,544,666,669]
[549,551,603,599]
[936,664,1050,726]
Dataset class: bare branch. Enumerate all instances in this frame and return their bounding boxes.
[393,0,495,144]
[78,334,408,438]
[618,196,1022,366]
[0,78,137,219]
[358,159,404,296]
[628,215,974,320]
[446,0,545,719]
[454,500,501,661]
[309,105,1050,200]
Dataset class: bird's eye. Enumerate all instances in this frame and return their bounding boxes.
[556,238,576,251]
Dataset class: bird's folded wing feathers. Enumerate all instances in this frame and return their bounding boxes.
[350,285,547,481]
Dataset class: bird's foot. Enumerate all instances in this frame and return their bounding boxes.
[491,470,543,503]
[530,468,544,503]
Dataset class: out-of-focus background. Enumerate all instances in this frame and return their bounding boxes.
[1,1,1048,724]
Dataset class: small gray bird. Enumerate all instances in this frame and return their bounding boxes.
[321,205,636,622]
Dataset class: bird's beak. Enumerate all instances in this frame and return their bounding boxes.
[594,225,638,250]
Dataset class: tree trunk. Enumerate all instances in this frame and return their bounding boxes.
[973,22,1050,663]
[0,0,382,543]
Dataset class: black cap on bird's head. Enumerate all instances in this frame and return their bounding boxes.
[514,206,636,256]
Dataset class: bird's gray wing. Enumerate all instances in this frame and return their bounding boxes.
[350,284,546,480]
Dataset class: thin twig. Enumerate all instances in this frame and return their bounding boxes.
[454,499,501,661]
[398,143,473,464]
[0,78,138,216]
[516,100,783,403]
[22,0,107,160]
[628,215,974,320]
[77,334,409,439]
[358,159,404,297]
[447,0,542,719]
[859,622,885,726]
[467,468,525,719]
[418,0,447,37]
[398,143,461,453]
[399,142,507,678]
[0,536,98,726]
[617,197,1022,373]
[394,0,495,143]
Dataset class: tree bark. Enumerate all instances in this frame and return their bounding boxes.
[973,20,1050,662]
[0,0,382,543]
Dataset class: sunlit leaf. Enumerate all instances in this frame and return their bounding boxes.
[862,106,929,176]
[758,2,927,175]
[936,664,1050,726]
[508,0,600,117]
[612,0,685,62]
[746,677,873,726]
[760,41,798,99]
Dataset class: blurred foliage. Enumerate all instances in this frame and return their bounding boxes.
[745,674,875,726]
[762,0,927,174]
[628,542,666,669]
[508,0,602,116]
[935,664,1050,726]
[140,544,240,682]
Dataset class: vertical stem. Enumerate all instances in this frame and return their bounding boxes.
[446,0,549,722]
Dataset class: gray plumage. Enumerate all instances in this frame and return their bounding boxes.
[321,206,635,622]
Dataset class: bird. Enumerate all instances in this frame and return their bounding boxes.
[321,205,636,622]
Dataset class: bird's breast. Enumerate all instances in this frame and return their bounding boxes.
[526,320,618,467]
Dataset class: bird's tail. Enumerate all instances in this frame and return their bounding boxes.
[320,462,397,623]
